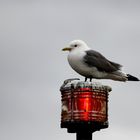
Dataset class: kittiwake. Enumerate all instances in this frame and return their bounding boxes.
[62,40,139,82]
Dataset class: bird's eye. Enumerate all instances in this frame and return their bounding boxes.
[74,44,78,47]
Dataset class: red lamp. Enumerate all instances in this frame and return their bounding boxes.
[60,79,112,140]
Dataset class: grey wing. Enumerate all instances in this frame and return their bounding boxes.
[83,50,122,72]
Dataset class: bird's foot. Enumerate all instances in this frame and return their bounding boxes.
[85,77,93,82]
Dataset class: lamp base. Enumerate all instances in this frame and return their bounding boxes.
[61,121,108,133]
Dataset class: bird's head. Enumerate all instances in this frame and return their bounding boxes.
[62,40,90,52]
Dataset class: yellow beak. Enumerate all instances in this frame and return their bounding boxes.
[62,47,72,51]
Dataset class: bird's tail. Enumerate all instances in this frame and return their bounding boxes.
[127,74,140,81]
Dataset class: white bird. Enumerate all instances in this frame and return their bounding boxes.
[62,40,139,82]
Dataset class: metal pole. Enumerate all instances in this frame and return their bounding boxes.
[76,132,92,140]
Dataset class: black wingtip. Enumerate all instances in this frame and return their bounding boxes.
[127,74,140,81]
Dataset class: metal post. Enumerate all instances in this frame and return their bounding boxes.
[76,132,92,140]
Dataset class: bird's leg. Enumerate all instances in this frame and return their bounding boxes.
[90,77,92,82]
[85,77,87,82]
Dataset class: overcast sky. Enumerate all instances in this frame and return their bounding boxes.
[0,0,140,140]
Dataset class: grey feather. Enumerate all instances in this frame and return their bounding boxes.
[83,50,122,72]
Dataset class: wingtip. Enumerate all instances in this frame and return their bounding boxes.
[127,74,140,81]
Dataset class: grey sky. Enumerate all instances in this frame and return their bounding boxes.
[0,1,140,140]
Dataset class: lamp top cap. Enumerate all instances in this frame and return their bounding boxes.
[60,78,112,92]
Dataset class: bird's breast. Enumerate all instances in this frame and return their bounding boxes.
[67,51,108,78]
[67,52,94,76]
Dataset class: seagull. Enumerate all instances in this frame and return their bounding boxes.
[62,40,139,82]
